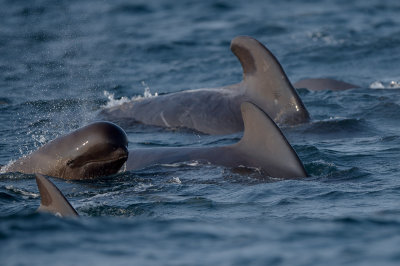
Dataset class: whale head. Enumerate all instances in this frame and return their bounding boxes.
[57,122,129,179]
[6,122,129,180]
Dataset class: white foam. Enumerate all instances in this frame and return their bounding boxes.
[370,80,400,89]
[370,81,385,89]
[0,163,11,173]
[31,134,48,147]
[5,185,39,198]
[102,81,158,108]
[389,81,400,89]
[161,161,201,167]
[102,91,133,108]
[168,177,182,184]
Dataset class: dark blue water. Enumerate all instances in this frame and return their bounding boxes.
[1,0,400,265]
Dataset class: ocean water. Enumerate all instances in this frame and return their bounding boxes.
[1,0,400,265]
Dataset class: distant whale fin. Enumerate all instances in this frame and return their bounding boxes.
[230,36,309,125]
[35,174,79,217]
[294,78,359,91]
[234,102,307,179]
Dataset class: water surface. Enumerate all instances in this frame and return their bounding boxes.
[1,0,400,265]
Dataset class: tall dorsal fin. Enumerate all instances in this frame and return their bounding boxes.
[35,174,79,217]
[230,36,309,125]
[233,102,307,179]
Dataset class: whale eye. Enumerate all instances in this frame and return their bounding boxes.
[109,145,119,152]
[67,159,74,167]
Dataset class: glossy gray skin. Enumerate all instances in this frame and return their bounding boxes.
[294,78,359,91]
[126,102,307,179]
[35,174,78,217]
[101,36,310,135]
[3,122,129,180]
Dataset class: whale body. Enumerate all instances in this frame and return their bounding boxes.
[100,36,310,135]
[294,78,359,91]
[126,102,307,179]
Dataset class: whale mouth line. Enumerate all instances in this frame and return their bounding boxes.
[64,155,129,180]
[69,145,129,169]
[81,154,128,167]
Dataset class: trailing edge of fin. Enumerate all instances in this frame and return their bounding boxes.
[35,173,79,217]
[235,102,308,179]
[230,36,310,125]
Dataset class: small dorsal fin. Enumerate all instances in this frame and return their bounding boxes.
[35,174,79,217]
[233,102,307,179]
[230,36,309,125]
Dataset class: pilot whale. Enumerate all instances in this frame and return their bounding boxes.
[33,102,307,217]
[100,36,310,135]
[2,122,128,180]
[126,102,308,179]
[294,78,359,91]
[32,103,306,217]
[3,102,306,180]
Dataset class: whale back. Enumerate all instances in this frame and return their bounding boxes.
[233,102,307,179]
[231,36,310,125]
[294,78,359,91]
[35,174,78,217]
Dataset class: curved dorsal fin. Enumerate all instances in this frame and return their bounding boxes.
[35,174,79,217]
[230,36,309,125]
[234,102,307,179]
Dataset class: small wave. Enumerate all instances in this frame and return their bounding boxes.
[110,4,153,14]
[160,161,202,168]
[0,97,11,105]
[17,6,46,17]
[319,167,370,182]
[333,216,400,226]
[211,2,233,10]
[0,191,17,203]
[29,30,59,43]
[305,159,339,176]
[102,82,158,108]
[82,203,151,217]
[361,101,400,119]
[5,185,39,198]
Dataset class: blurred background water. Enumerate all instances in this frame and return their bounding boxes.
[1,0,400,265]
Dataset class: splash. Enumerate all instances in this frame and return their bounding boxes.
[0,160,16,173]
[103,81,158,108]
[168,177,182,184]
[370,80,400,89]
[142,81,158,98]
[31,133,48,148]
[102,91,133,108]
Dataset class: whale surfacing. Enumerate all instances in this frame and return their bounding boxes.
[126,102,307,179]
[294,78,359,91]
[3,122,129,180]
[100,36,310,135]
